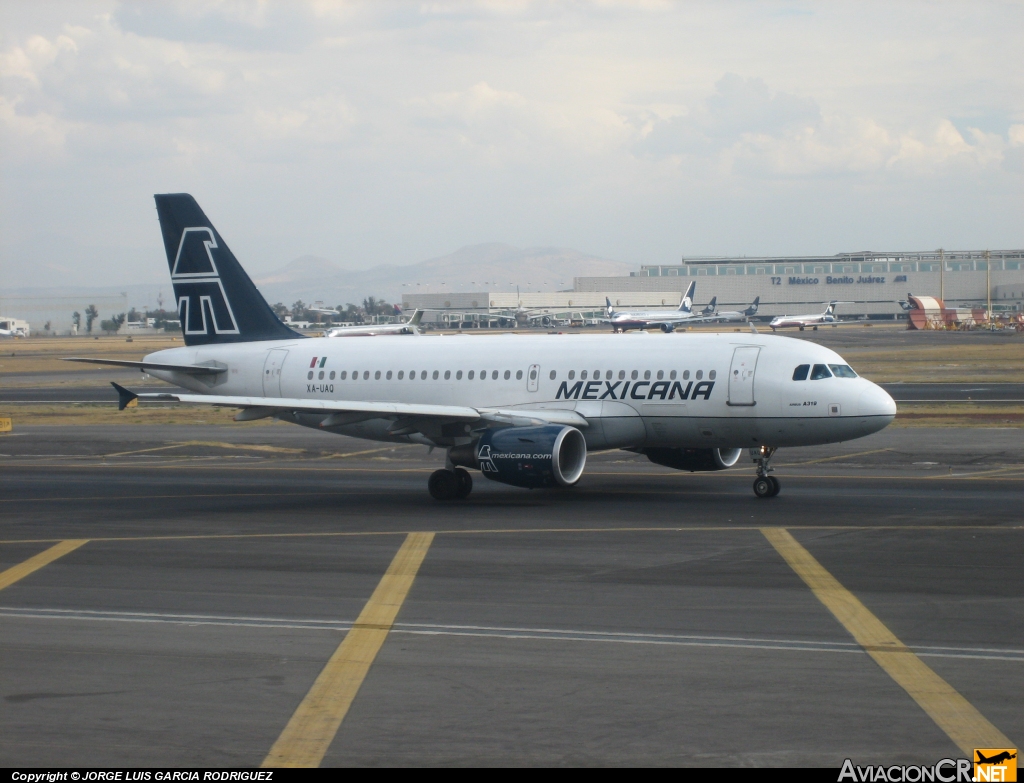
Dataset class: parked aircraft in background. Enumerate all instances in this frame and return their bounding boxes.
[604,287,760,332]
[605,282,723,332]
[713,297,760,323]
[486,288,568,327]
[65,194,896,501]
[769,301,847,331]
[325,310,424,337]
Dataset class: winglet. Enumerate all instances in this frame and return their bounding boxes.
[111,382,139,411]
[749,321,758,334]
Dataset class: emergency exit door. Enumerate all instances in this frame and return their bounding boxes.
[727,346,760,406]
[527,364,540,392]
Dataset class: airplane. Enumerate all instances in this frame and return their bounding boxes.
[769,301,848,331]
[976,751,1016,765]
[605,283,722,332]
[65,194,897,501]
[325,309,424,337]
[713,297,760,323]
[489,288,563,328]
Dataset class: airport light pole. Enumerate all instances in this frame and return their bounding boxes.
[938,248,944,302]
[986,249,992,330]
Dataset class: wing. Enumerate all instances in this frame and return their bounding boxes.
[114,385,589,436]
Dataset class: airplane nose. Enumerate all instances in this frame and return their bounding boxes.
[858,383,897,419]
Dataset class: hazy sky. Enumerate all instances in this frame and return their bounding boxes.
[2,1,1022,288]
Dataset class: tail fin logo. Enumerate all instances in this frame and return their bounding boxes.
[172,227,240,337]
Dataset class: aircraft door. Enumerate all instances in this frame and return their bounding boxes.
[727,346,760,406]
[262,348,289,397]
[527,364,540,392]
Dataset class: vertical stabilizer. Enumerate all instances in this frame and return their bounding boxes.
[678,282,696,313]
[154,194,302,346]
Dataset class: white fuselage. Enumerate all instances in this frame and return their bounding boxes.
[609,309,708,330]
[770,311,836,329]
[144,332,896,451]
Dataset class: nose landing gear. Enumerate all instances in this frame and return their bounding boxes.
[751,446,780,498]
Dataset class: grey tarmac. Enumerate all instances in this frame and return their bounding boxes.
[0,424,1020,766]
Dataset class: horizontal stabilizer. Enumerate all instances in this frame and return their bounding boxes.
[110,382,139,411]
[64,358,226,375]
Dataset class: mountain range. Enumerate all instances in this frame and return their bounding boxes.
[0,243,635,328]
[252,243,634,307]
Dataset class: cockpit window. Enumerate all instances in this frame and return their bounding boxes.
[792,364,809,381]
[828,364,858,378]
[810,364,832,380]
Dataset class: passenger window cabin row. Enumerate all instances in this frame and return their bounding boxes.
[309,369,526,381]
[306,368,717,382]
[792,363,857,381]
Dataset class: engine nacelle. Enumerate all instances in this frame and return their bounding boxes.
[475,425,587,489]
[644,447,743,472]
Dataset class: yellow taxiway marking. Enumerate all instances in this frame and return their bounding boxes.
[262,531,434,768]
[927,464,1024,480]
[102,444,196,458]
[103,443,410,459]
[762,527,1012,754]
[779,448,894,466]
[0,524,1020,547]
[317,447,400,460]
[0,539,88,592]
[105,440,307,458]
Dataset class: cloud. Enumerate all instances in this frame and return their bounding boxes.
[636,73,1020,180]
[0,1,1022,288]
[113,1,319,51]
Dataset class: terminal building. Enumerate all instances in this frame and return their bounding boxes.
[403,249,1024,325]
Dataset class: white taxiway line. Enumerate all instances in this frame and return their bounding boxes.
[1,607,1022,662]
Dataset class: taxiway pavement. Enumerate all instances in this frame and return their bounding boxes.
[0,424,1020,766]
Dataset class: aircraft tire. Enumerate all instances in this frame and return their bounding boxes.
[753,477,774,499]
[768,476,780,497]
[453,467,473,499]
[428,469,459,501]
[813,325,818,331]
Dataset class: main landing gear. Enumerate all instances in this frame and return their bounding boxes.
[428,467,473,500]
[752,446,780,499]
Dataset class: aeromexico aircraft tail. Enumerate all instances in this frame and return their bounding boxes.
[154,193,303,347]
[678,281,696,313]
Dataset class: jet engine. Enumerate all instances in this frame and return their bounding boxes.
[473,425,587,489]
[643,447,743,472]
